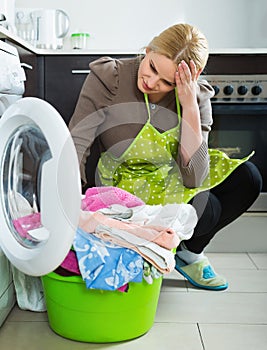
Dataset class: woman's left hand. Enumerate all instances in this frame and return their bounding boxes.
[175,59,203,164]
[175,60,198,107]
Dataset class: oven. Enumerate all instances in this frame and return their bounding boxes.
[203,53,267,212]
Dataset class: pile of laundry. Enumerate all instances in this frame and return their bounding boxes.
[55,186,198,292]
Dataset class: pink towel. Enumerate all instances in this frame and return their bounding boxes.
[60,250,80,275]
[13,213,42,239]
[81,186,144,211]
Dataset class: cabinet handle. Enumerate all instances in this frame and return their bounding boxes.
[21,63,33,70]
[71,70,91,74]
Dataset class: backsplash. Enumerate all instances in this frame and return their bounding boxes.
[14,0,267,50]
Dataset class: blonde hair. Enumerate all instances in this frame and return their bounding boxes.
[147,23,209,70]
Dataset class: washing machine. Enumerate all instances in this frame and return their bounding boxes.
[0,40,81,324]
[0,39,26,326]
[0,94,81,271]
[0,244,15,326]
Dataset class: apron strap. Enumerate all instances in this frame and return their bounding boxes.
[144,93,151,121]
[175,88,181,121]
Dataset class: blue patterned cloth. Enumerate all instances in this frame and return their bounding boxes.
[73,228,144,290]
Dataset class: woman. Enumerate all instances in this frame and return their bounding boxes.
[69,23,262,291]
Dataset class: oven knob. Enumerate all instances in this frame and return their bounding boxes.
[223,85,234,95]
[237,85,248,95]
[212,85,220,96]
[251,85,262,96]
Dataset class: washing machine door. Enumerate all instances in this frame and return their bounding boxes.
[0,97,81,276]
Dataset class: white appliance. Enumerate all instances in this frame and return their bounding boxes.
[30,9,70,49]
[0,40,81,323]
[0,0,16,33]
[0,97,81,277]
[0,39,25,326]
[0,248,14,326]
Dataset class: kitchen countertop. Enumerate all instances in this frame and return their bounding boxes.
[1,25,267,55]
[0,26,139,55]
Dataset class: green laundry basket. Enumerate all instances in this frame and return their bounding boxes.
[42,272,162,343]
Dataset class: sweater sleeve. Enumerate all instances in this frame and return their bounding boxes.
[69,57,119,184]
[178,79,214,188]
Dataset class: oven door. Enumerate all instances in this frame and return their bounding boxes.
[209,103,267,212]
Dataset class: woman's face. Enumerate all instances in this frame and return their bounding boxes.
[137,50,177,101]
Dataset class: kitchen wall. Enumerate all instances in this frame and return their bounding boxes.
[15,0,267,51]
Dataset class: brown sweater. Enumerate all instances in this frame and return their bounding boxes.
[69,56,214,187]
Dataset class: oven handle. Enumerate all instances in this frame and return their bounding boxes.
[71,70,91,74]
[212,104,267,115]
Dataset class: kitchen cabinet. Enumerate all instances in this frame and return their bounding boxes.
[13,47,98,124]
[44,55,95,124]
[13,44,134,124]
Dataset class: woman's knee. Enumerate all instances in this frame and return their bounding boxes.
[213,161,262,199]
[241,161,263,194]
[190,191,222,229]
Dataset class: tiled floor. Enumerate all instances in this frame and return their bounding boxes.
[1,253,267,350]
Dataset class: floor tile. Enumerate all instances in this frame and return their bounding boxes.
[156,291,267,324]
[0,320,203,350]
[161,270,187,292]
[206,252,256,269]
[221,268,267,293]
[7,306,47,322]
[0,320,102,350]
[200,324,267,350]
[249,253,267,269]
[103,323,203,350]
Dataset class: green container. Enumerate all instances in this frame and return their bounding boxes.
[42,272,162,343]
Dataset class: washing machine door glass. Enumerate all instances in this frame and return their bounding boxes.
[2,123,51,248]
[0,97,81,276]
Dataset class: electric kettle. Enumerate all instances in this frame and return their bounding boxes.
[31,9,70,49]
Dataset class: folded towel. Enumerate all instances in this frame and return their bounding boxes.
[81,186,144,211]
[73,228,143,290]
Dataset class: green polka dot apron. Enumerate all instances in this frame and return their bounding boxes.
[97,91,253,205]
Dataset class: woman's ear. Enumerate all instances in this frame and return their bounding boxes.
[196,68,203,80]
[145,47,151,54]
